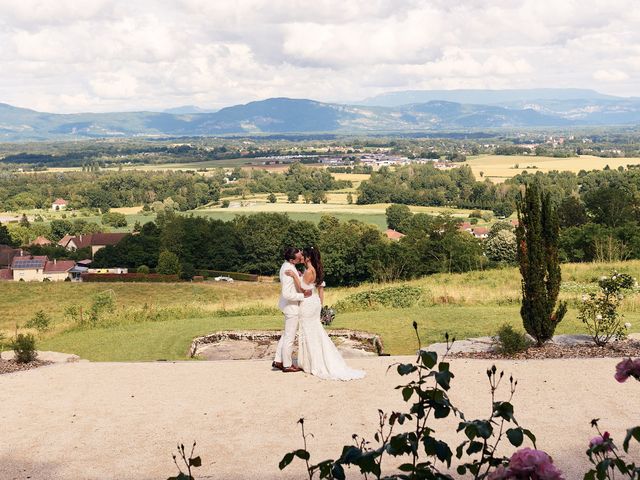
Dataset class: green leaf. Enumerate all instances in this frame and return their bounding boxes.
[279,452,295,470]
[583,470,596,480]
[397,363,417,376]
[398,463,414,472]
[331,463,346,480]
[623,426,640,452]
[402,386,413,402]
[506,428,524,447]
[420,350,437,369]
[188,456,201,467]
[295,449,310,461]
[522,428,537,448]
[466,441,483,455]
[456,442,466,459]
[493,402,515,422]
[457,465,467,475]
[435,371,453,390]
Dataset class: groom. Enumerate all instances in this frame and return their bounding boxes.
[272,247,311,373]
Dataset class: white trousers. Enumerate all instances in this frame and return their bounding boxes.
[274,311,299,367]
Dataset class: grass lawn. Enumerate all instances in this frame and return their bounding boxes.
[6,260,640,361]
[39,305,640,361]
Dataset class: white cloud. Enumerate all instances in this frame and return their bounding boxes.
[0,0,638,112]
[593,69,630,82]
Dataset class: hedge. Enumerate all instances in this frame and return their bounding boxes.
[194,269,259,282]
[81,273,180,283]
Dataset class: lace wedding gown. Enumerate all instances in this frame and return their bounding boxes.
[297,279,366,381]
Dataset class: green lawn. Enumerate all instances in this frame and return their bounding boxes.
[39,305,640,361]
[184,210,389,229]
[6,260,640,361]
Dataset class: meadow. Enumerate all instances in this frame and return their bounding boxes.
[463,154,640,182]
[1,260,638,361]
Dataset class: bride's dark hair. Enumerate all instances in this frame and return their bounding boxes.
[303,246,324,286]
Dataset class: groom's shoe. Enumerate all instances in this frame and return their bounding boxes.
[272,361,284,370]
[282,365,303,373]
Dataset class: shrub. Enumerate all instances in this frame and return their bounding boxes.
[485,229,517,264]
[267,193,277,203]
[578,271,636,345]
[221,200,230,208]
[87,290,116,325]
[157,251,181,276]
[11,333,37,363]
[24,310,52,333]
[334,285,423,312]
[494,323,531,355]
[101,212,127,227]
[137,265,150,274]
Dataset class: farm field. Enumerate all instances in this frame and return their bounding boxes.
[188,200,490,230]
[1,260,638,360]
[35,158,327,173]
[464,154,640,182]
[0,199,491,234]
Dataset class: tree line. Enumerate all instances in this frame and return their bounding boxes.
[90,211,488,285]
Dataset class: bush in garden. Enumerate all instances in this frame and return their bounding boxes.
[485,230,517,264]
[334,285,423,312]
[280,323,548,479]
[578,271,636,346]
[24,310,52,333]
[494,324,531,356]
[88,290,116,325]
[10,333,38,363]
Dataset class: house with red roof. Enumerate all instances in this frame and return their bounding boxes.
[51,198,68,211]
[29,236,52,246]
[471,227,490,239]
[8,255,76,282]
[457,222,473,233]
[58,232,128,257]
[385,229,406,241]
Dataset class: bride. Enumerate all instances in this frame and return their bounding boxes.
[284,246,366,381]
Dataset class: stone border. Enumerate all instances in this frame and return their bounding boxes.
[189,330,384,358]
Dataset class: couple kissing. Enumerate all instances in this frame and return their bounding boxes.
[272,246,365,381]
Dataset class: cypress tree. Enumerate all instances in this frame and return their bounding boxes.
[516,181,567,345]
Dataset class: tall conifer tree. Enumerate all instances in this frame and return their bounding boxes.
[516,181,567,345]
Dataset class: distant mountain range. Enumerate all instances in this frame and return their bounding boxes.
[1,89,640,141]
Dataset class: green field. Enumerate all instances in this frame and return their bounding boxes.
[1,260,638,361]
[464,154,640,182]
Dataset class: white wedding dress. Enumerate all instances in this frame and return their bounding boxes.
[297,279,366,381]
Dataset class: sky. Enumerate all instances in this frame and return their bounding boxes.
[0,0,639,113]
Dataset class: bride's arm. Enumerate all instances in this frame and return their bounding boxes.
[318,285,324,305]
[284,270,303,293]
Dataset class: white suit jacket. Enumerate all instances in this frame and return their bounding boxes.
[278,261,305,314]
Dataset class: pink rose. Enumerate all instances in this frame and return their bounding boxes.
[589,431,612,451]
[494,448,565,480]
[615,358,640,383]
[488,465,510,480]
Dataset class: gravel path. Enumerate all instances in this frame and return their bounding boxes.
[0,356,638,479]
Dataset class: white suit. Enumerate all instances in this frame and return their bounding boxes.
[274,261,305,367]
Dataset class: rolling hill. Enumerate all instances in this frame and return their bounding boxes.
[1,88,640,140]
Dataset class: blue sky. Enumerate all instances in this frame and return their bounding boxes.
[0,0,638,112]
